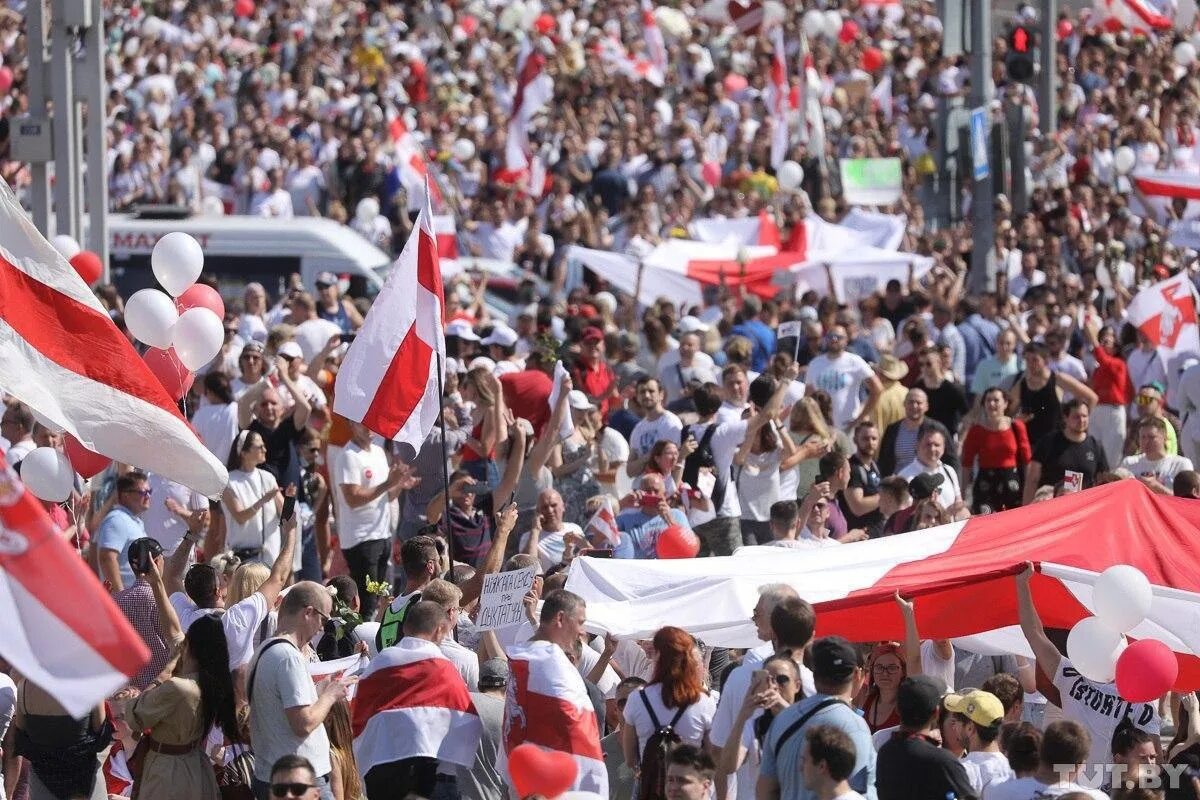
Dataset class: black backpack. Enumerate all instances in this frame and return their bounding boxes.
[635,690,689,800]
[681,424,726,511]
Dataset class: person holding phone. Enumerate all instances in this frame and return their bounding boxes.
[611,473,691,559]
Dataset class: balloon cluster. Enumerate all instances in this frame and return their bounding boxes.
[126,233,225,400]
[1065,565,1178,702]
[801,9,848,42]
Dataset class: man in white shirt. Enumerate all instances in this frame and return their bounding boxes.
[519,488,585,571]
[659,327,717,403]
[420,579,479,690]
[1121,416,1194,487]
[943,689,1014,795]
[142,473,208,554]
[289,293,344,362]
[716,364,750,425]
[805,325,882,430]
[980,720,1108,800]
[798,494,843,547]
[1045,330,1087,384]
[897,421,962,513]
[276,341,327,411]
[335,422,413,618]
[627,377,683,472]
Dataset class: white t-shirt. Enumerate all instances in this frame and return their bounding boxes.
[293,318,343,362]
[897,459,961,510]
[686,419,750,518]
[963,750,1015,795]
[1052,657,1161,781]
[222,468,295,570]
[249,637,331,781]
[982,776,1106,800]
[598,427,631,500]
[920,639,956,692]
[170,591,269,669]
[629,411,684,458]
[623,683,717,753]
[334,442,392,548]
[518,522,585,571]
[1120,452,1194,484]
[238,313,269,345]
[192,402,239,462]
[805,352,875,429]
[799,528,842,546]
[715,401,747,426]
[440,636,480,692]
[142,474,207,554]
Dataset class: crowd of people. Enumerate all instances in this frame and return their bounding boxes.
[4,0,1200,798]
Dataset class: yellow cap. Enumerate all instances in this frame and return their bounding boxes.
[944,689,1005,728]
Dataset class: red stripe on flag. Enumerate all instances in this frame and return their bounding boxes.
[0,469,149,674]
[417,229,442,297]
[351,658,474,737]
[0,258,185,422]
[1134,177,1200,201]
[360,323,434,439]
[506,659,604,760]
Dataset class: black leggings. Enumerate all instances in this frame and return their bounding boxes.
[365,757,438,800]
[342,538,390,618]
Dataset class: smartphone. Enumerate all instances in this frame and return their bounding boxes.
[750,669,768,693]
[342,333,357,344]
[639,493,662,506]
[282,494,297,522]
[582,548,613,558]
[132,547,153,575]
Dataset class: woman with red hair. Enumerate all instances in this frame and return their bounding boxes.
[621,626,717,795]
[857,642,907,734]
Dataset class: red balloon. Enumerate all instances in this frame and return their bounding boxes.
[0,67,12,94]
[508,744,578,799]
[838,19,860,44]
[534,12,556,35]
[234,0,254,18]
[1056,19,1074,40]
[64,434,111,479]
[701,160,722,187]
[656,524,700,559]
[861,46,885,73]
[175,283,226,319]
[69,251,103,285]
[1115,639,1178,702]
[723,72,748,94]
[143,347,195,401]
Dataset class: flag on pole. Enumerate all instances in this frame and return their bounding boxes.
[0,456,150,715]
[584,496,620,547]
[352,638,482,775]
[767,26,789,169]
[505,640,608,795]
[0,182,227,496]
[1125,272,1200,363]
[506,39,554,171]
[334,185,446,451]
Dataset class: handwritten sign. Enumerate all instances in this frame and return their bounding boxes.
[476,566,538,631]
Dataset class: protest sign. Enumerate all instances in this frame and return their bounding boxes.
[840,158,902,206]
[476,565,538,630]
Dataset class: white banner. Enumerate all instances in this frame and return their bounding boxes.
[476,566,538,631]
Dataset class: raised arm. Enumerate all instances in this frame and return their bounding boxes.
[1016,563,1061,678]
[238,378,268,429]
[255,486,299,607]
[492,420,527,511]
[274,357,312,429]
[460,502,519,607]
[1055,370,1098,408]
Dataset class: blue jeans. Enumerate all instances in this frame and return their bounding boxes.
[253,773,334,800]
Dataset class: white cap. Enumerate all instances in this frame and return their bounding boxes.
[278,341,303,360]
[468,356,497,372]
[677,315,709,334]
[445,357,468,374]
[568,390,597,411]
[446,320,481,341]
[592,291,617,314]
[481,324,519,348]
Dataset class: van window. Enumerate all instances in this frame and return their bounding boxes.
[111,254,303,303]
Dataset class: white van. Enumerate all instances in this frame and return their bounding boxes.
[107,209,391,300]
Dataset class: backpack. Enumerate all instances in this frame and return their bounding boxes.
[681,424,726,511]
[635,690,690,800]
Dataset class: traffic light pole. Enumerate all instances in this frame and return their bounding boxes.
[967,0,994,296]
[1039,0,1058,135]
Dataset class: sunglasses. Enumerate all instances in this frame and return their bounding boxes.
[270,784,317,798]
[307,606,331,624]
[123,488,153,498]
[771,673,792,686]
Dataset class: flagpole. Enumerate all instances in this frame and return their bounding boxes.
[435,352,456,572]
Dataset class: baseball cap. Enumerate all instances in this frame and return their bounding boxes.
[315,271,339,288]
[797,306,819,322]
[677,315,709,334]
[278,341,303,360]
[481,324,519,348]
[811,636,860,683]
[468,356,496,372]
[908,472,945,500]
[943,689,1005,728]
[446,320,481,342]
[241,340,265,356]
[127,537,163,573]
[568,390,597,411]
[479,657,509,689]
[581,326,604,343]
[897,675,949,727]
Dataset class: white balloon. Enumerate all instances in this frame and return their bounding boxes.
[125,288,179,349]
[1066,617,1127,683]
[151,232,204,296]
[452,138,476,162]
[777,160,804,191]
[802,9,825,37]
[1113,146,1136,175]
[172,308,225,371]
[1175,41,1197,67]
[20,447,74,503]
[356,197,380,224]
[823,9,843,40]
[50,234,81,260]
[1093,565,1153,633]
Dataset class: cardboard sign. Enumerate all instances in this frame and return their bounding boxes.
[476,565,538,630]
[840,158,902,206]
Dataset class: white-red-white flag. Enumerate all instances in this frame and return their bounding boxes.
[1126,272,1200,363]
[1133,170,1200,201]
[1092,0,1173,33]
[0,183,227,495]
[767,26,789,169]
[0,456,150,715]
[389,117,444,211]
[334,188,446,451]
[642,0,669,77]
[506,39,554,171]
[505,640,608,795]
[352,638,481,774]
[585,496,620,547]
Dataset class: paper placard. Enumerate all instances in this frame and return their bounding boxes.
[840,158,902,206]
[475,565,538,631]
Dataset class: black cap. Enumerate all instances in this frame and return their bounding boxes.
[897,675,947,728]
[127,537,163,574]
[811,636,860,683]
[479,658,509,689]
[908,472,945,501]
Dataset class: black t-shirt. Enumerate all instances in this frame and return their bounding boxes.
[843,454,884,536]
[1031,430,1109,489]
[924,379,969,437]
[250,417,304,491]
[876,732,979,800]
